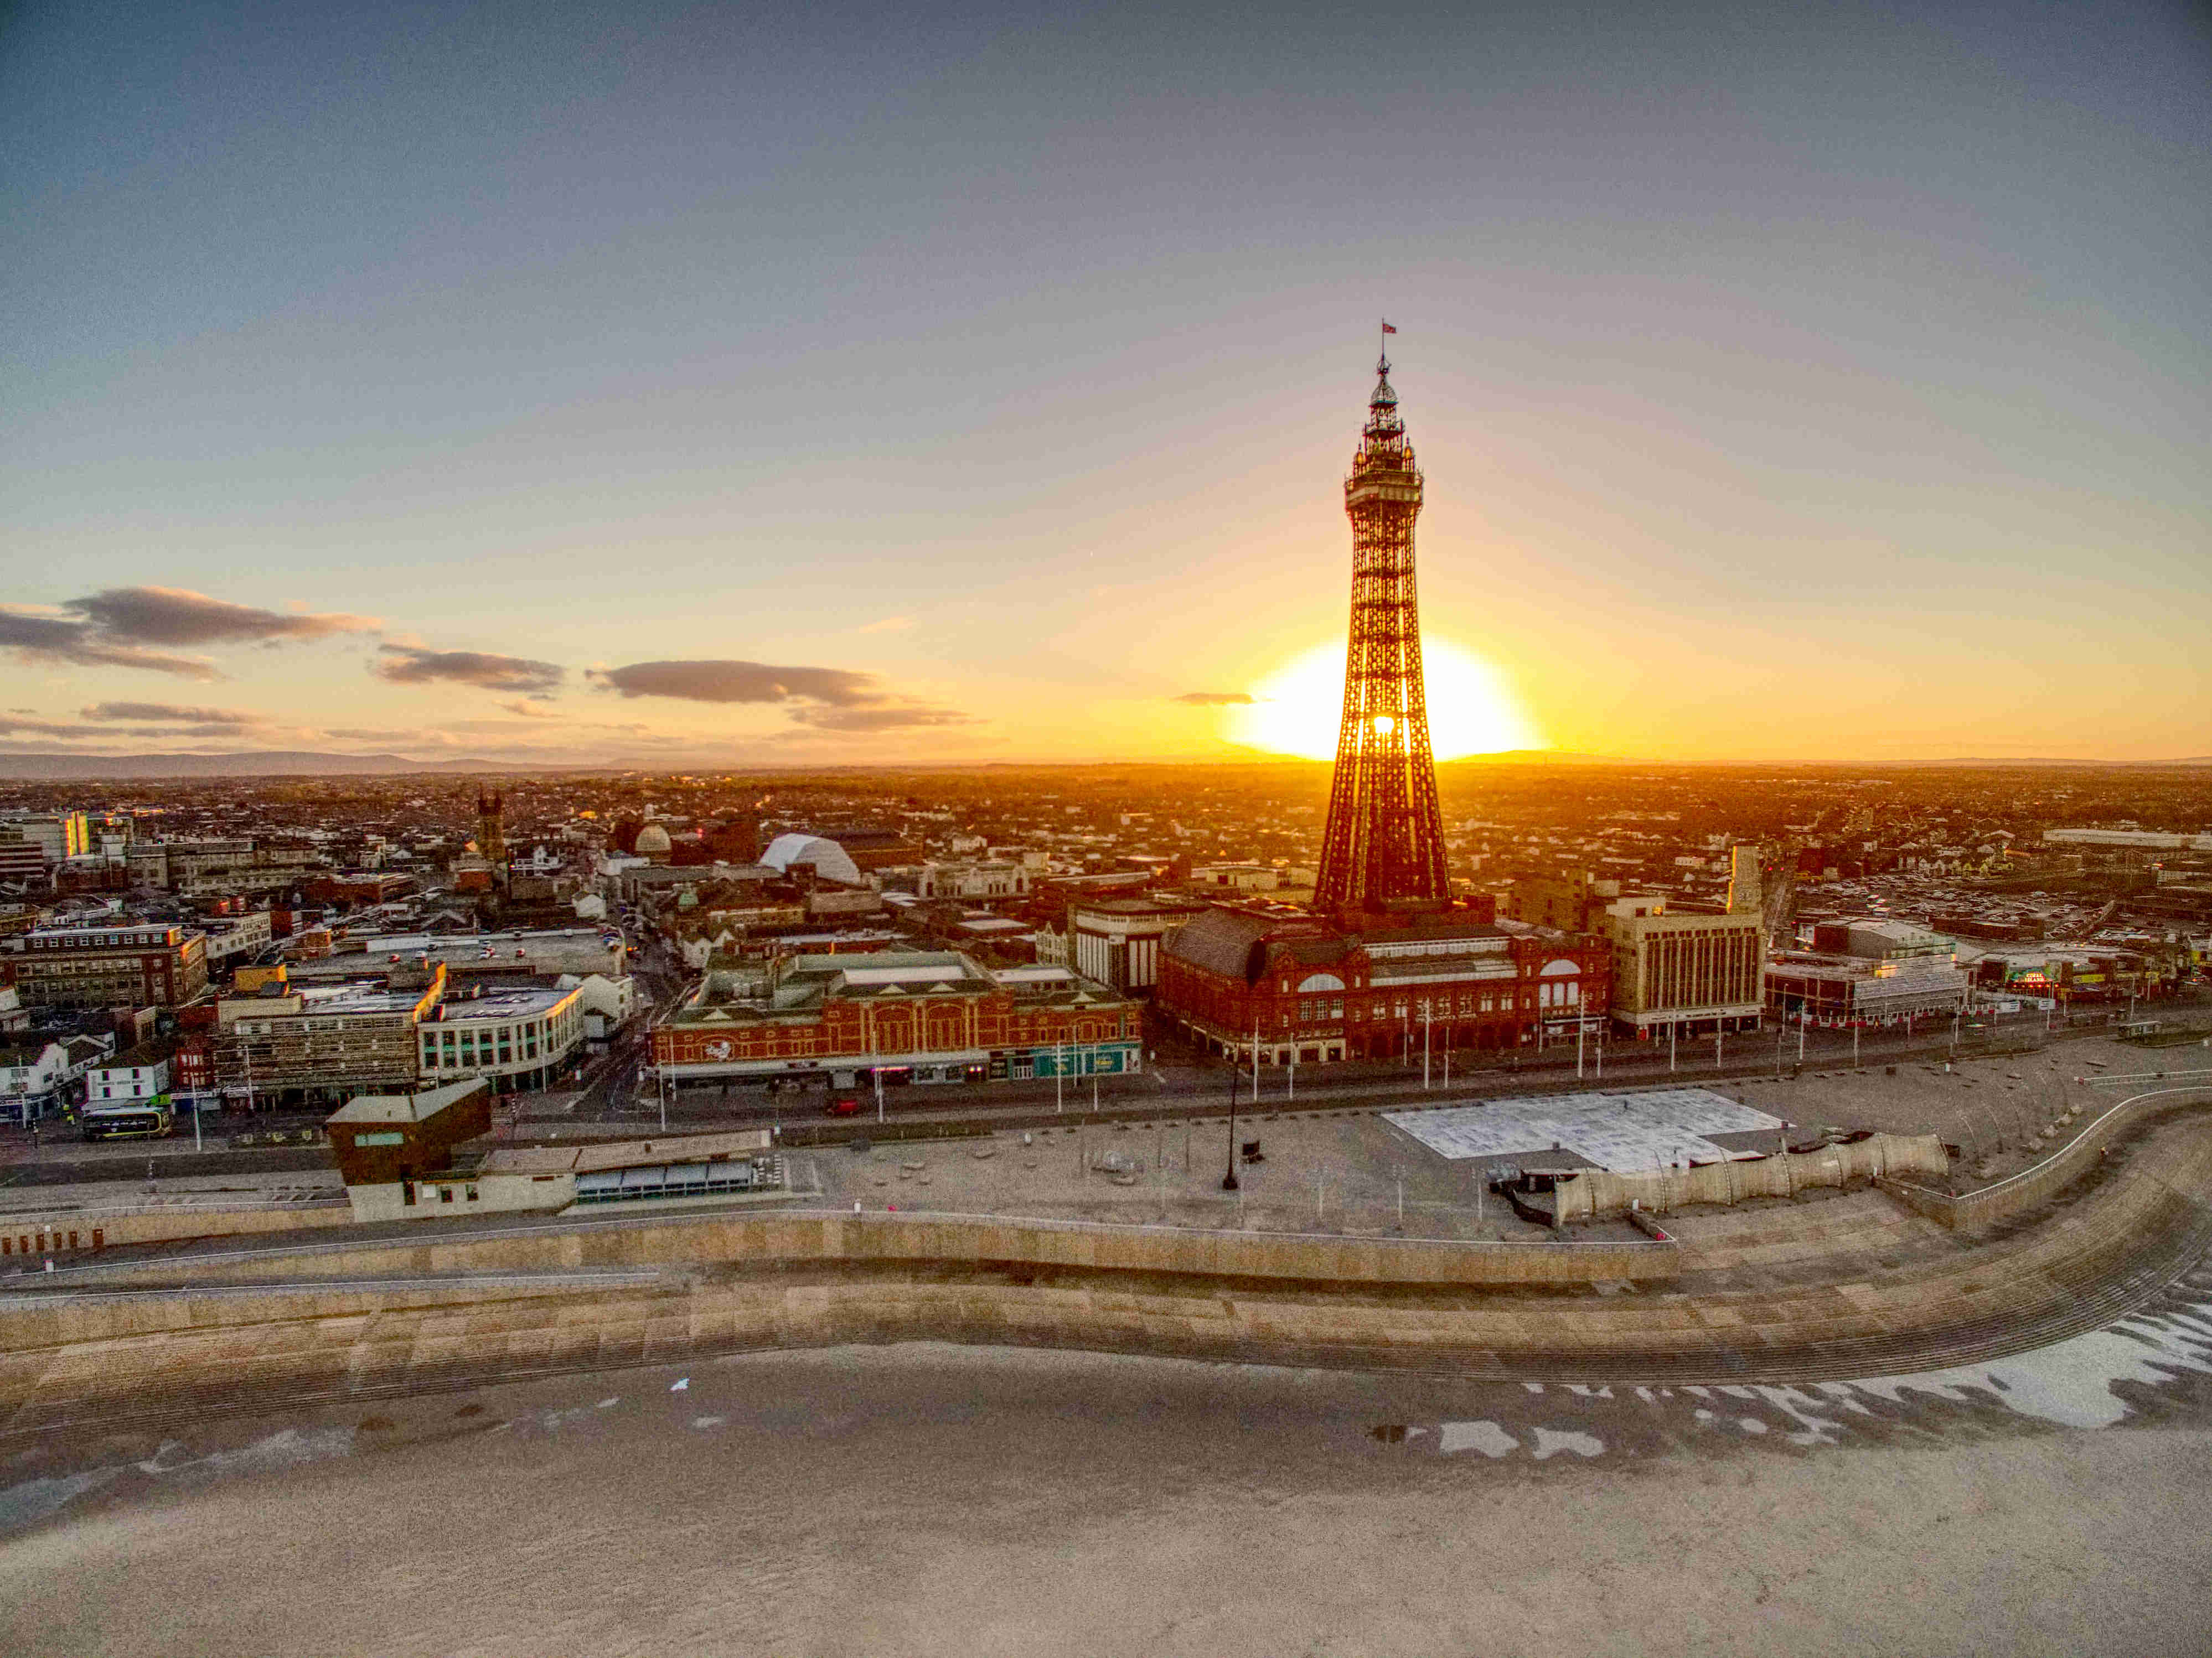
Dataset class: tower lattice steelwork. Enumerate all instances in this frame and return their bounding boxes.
[1314,343,1451,919]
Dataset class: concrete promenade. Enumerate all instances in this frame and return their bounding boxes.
[4,1091,2210,1442]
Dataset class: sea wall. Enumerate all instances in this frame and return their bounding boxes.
[0,1203,355,1259]
[43,1207,1679,1292]
[1882,1086,2212,1231]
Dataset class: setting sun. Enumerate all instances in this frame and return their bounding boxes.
[1229,639,1544,760]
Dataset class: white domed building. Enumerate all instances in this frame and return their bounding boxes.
[758,833,863,888]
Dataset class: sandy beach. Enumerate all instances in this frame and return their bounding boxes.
[7,1320,2212,1658]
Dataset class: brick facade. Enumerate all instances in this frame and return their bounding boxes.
[1157,907,1611,1063]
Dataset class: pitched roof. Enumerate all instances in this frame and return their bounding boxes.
[1161,908,1282,983]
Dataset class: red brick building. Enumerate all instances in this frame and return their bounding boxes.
[1157,905,1610,1064]
[1,923,209,1009]
[654,950,1141,1085]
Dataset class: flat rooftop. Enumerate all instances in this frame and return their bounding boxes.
[438,987,574,1022]
[479,1129,773,1175]
[1384,1087,1785,1174]
[328,1078,488,1124]
[296,982,431,1015]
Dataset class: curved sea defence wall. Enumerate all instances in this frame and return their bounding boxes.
[1882,1085,2212,1231]
[30,1208,1679,1296]
[5,1110,2211,1433]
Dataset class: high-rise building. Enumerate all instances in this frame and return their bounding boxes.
[1314,344,1450,920]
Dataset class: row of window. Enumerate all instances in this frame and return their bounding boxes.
[1268,983,1588,1025]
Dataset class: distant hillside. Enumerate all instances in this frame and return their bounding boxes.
[0,750,576,779]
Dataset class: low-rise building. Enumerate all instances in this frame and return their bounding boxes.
[333,1110,779,1224]
[916,860,1031,900]
[220,965,446,1106]
[653,949,1142,1087]
[1,922,209,1008]
[199,909,275,973]
[0,812,89,866]
[327,1077,493,1194]
[1950,941,2152,1007]
[141,838,324,897]
[1,1042,73,1124]
[84,1041,173,1105]
[0,1033,112,1123]
[417,982,586,1092]
[1596,898,1766,1040]
[1069,897,1208,995]
[1185,862,1280,893]
[563,972,635,1040]
[291,927,625,984]
[0,830,48,884]
[1765,918,1970,1025]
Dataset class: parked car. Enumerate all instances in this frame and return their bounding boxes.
[824,1096,862,1117]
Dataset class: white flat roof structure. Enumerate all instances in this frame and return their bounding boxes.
[1383,1087,1784,1173]
[440,987,574,1023]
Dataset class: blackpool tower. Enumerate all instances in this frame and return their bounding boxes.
[1314,336,1452,920]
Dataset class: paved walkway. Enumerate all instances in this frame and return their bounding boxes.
[5,1105,2210,1444]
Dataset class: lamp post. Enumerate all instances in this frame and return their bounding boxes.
[1221,1060,1240,1192]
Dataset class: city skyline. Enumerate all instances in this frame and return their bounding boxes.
[6,2,2209,770]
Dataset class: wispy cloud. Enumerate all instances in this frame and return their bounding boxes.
[587,657,977,735]
[587,659,880,706]
[1172,691,1255,706]
[81,701,267,729]
[0,608,219,680]
[1,587,376,681]
[373,646,564,693]
[789,703,977,732]
[64,586,376,646]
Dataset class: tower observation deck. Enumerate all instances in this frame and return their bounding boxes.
[1314,346,1451,920]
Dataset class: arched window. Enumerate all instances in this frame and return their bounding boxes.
[1296,972,1346,993]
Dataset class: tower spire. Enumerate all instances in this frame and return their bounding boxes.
[1314,341,1450,921]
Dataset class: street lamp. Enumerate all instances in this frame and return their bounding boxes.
[1221,1055,1240,1192]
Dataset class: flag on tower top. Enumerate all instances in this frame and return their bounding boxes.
[1381,321,1397,333]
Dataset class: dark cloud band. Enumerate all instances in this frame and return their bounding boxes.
[586,659,880,706]
[374,646,564,694]
[0,609,218,680]
[62,586,376,646]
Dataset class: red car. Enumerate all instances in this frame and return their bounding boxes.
[824,1096,862,1117]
